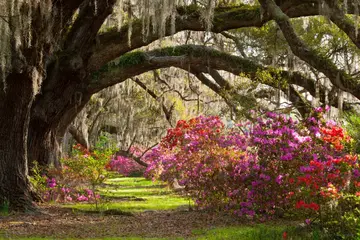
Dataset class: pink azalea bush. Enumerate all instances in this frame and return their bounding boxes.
[145,110,360,224]
[31,144,112,204]
[42,178,100,203]
[106,146,147,176]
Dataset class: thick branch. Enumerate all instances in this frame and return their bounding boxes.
[52,0,85,39]
[68,124,89,149]
[324,0,360,49]
[88,1,321,71]
[259,0,360,100]
[208,69,233,90]
[64,0,117,53]
[131,77,174,125]
[114,150,148,167]
[89,45,348,111]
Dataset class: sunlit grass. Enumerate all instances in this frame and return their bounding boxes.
[192,225,324,240]
[4,225,324,240]
[69,176,192,212]
[4,176,326,240]
[70,195,191,212]
[105,177,165,187]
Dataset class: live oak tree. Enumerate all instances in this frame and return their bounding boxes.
[1,0,360,211]
[70,67,229,153]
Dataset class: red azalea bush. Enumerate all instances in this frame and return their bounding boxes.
[145,109,360,226]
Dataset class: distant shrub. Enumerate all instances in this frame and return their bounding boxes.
[106,146,147,176]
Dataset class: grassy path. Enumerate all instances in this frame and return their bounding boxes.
[70,177,192,213]
[0,176,320,239]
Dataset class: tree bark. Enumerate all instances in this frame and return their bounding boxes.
[0,72,36,211]
[27,124,62,169]
[28,91,91,168]
[26,0,116,169]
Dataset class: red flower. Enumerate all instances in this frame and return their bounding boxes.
[282,231,287,239]
[309,202,320,211]
[295,200,305,209]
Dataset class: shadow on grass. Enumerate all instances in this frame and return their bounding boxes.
[101,183,168,189]
[100,190,174,198]
[100,195,147,202]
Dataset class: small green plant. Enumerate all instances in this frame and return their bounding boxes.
[343,112,360,154]
[0,199,9,216]
[29,161,47,201]
[28,144,117,209]
[318,194,360,239]
[63,144,116,209]
[95,132,118,152]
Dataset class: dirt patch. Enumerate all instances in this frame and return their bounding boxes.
[0,204,245,239]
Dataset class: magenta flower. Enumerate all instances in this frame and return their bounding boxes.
[77,195,89,202]
[276,175,283,185]
[47,178,57,188]
[66,196,73,202]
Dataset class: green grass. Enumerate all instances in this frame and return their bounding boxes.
[69,177,192,212]
[192,225,325,240]
[1,225,324,240]
[3,176,327,240]
[0,201,9,216]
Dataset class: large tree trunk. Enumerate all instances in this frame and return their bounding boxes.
[26,0,116,168]
[28,90,91,168]
[0,72,36,211]
[28,123,62,169]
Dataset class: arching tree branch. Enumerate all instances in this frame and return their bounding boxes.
[89,45,351,112]
[89,45,314,95]
[88,1,323,71]
[259,0,360,100]
[324,0,360,49]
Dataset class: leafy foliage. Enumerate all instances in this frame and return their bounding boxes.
[30,144,116,208]
[343,112,360,154]
[146,109,360,238]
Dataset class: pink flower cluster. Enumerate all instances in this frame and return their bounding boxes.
[43,181,100,203]
[145,110,360,220]
[107,146,146,176]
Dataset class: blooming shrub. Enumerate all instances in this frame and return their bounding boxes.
[30,166,101,204]
[145,109,360,228]
[31,144,114,206]
[106,146,146,176]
